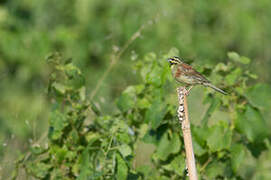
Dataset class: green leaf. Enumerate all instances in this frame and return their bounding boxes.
[135,84,145,94]
[228,52,250,64]
[86,133,100,145]
[78,147,90,180]
[64,64,85,89]
[136,98,151,109]
[205,161,226,179]
[214,63,229,72]
[116,93,135,112]
[116,153,128,180]
[170,155,185,175]
[90,100,101,116]
[225,68,242,85]
[52,82,66,95]
[66,74,85,90]
[26,162,52,179]
[192,126,209,146]
[228,52,240,62]
[69,129,79,143]
[245,70,258,79]
[118,144,132,157]
[147,65,163,86]
[123,86,136,94]
[170,133,181,154]
[136,165,152,177]
[142,129,158,144]
[245,83,271,111]
[30,145,46,155]
[46,52,61,64]
[156,133,171,161]
[236,106,268,142]
[144,99,167,129]
[239,56,251,64]
[138,124,149,138]
[50,145,68,163]
[116,132,132,144]
[156,132,181,161]
[201,98,220,126]
[49,110,68,140]
[193,139,206,156]
[231,144,245,173]
[140,64,151,82]
[206,124,232,152]
[162,155,185,176]
[79,87,86,101]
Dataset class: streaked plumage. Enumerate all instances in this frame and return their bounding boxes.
[168,56,227,95]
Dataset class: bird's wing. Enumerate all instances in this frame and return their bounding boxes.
[182,63,210,83]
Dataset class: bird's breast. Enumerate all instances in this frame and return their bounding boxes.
[174,67,182,78]
[172,66,198,85]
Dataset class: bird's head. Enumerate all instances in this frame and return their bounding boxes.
[167,56,183,67]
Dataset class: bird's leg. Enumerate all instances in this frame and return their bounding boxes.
[184,86,193,96]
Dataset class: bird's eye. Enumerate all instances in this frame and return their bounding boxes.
[167,58,178,65]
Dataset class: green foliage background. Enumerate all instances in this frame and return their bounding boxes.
[1,0,271,179]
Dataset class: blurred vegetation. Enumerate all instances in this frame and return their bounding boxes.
[13,50,271,179]
[1,0,271,179]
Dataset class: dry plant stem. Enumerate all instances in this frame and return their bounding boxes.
[90,25,143,100]
[177,87,198,180]
[90,15,160,100]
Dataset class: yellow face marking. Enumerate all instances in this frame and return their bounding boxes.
[168,57,182,65]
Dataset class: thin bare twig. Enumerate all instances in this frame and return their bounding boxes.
[200,157,212,172]
[177,87,198,180]
[90,15,159,100]
[10,131,48,180]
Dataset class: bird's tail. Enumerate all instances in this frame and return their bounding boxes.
[204,83,227,95]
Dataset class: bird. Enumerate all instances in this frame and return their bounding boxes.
[167,56,227,95]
